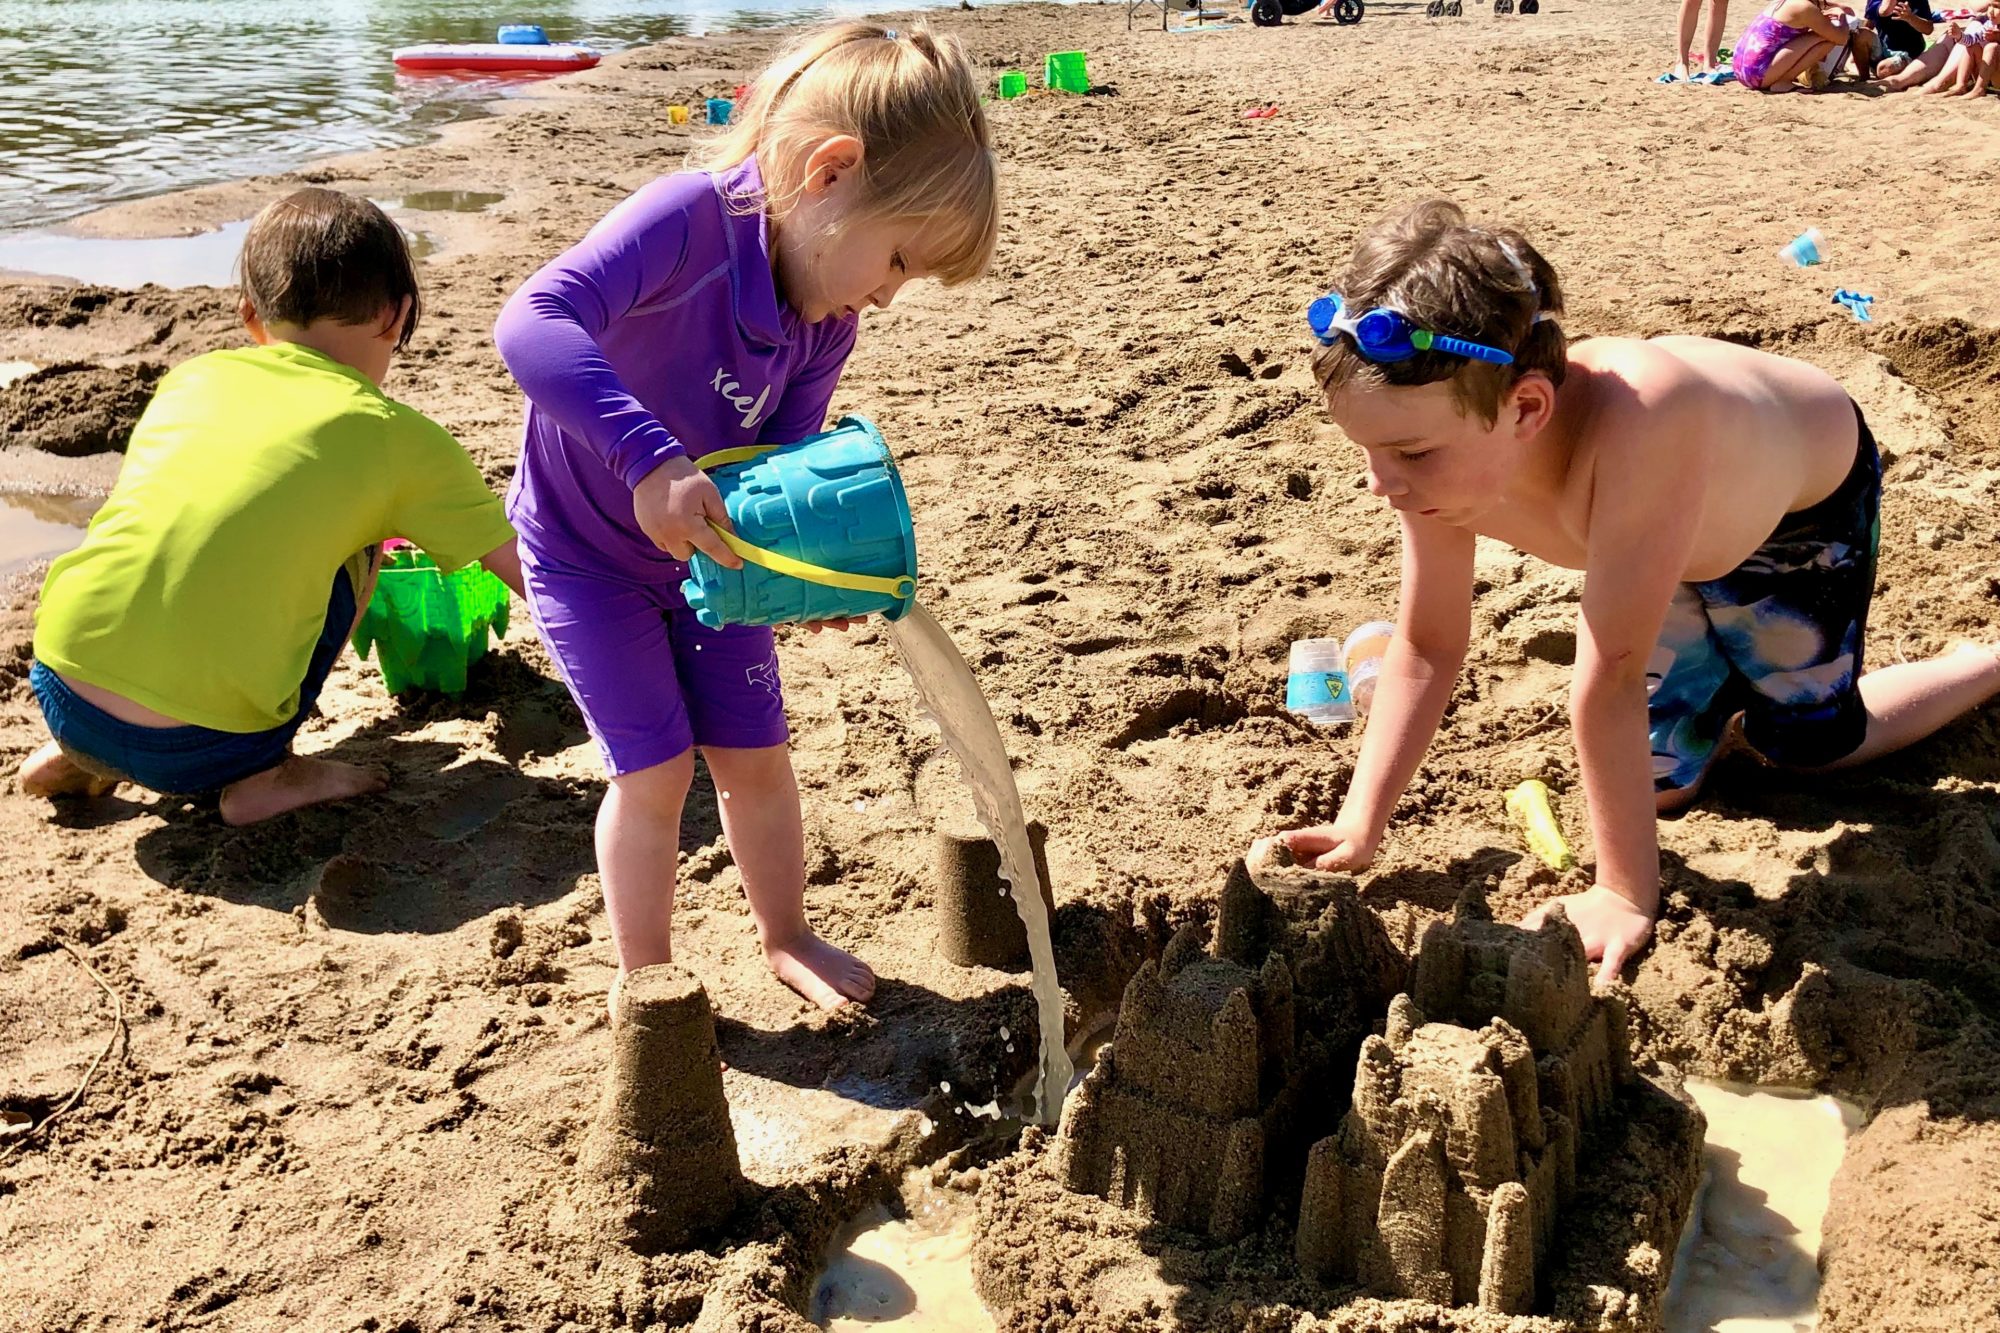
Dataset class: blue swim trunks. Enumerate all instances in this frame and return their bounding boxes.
[1648,405,1882,792]
[30,566,358,796]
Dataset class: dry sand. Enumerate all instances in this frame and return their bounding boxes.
[4,1,2000,1328]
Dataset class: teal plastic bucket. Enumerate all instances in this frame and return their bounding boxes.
[680,415,918,630]
[706,97,733,125]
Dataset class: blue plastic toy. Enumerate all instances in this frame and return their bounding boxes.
[680,415,918,630]
[497,24,548,44]
[706,97,733,125]
[1832,289,1876,323]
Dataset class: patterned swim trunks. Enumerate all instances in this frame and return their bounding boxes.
[1648,404,1882,793]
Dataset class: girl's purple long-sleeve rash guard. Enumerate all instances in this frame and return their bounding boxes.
[494,156,859,583]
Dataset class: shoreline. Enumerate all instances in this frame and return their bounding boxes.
[5,2,2000,1329]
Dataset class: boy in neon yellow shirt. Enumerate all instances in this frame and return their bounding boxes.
[20,189,523,824]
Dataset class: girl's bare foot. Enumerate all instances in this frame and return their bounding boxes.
[17,742,120,799]
[763,930,875,1010]
[219,754,388,825]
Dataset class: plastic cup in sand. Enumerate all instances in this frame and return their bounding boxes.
[669,104,689,125]
[1780,228,1826,267]
[998,70,1028,99]
[1342,620,1395,715]
[1287,639,1355,725]
[706,97,733,126]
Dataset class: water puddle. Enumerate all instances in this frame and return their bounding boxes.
[812,1192,994,1331]
[0,217,437,289]
[0,490,101,579]
[887,604,1071,1124]
[379,189,504,214]
[1666,1079,1862,1332]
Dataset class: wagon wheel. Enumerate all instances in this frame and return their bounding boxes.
[1495,0,1514,13]
[1426,1,1442,16]
[1334,0,1364,22]
[1446,1,1463,14]
[1520,0,1538,11]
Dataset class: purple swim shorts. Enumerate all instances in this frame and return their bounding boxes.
[521,554,789,776]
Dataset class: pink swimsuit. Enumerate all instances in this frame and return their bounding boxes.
[1733,13,1816,87]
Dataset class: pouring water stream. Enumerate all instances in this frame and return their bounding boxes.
[887,604,1072,1123]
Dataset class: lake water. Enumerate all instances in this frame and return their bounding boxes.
[0,0,977,235]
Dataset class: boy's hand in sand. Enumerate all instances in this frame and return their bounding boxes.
[634,456,742,567]
[1524,885,1655,987]
[1277,822,1379,872]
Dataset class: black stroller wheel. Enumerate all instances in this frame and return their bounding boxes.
[1520,0,1538,11]
[1446,1,1462,14]
[1426,0,1441,15]
[1334,0,1364,21]
[1251,0,1284,24]
[1495,0,1514,13]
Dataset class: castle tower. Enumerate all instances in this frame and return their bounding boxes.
[1296,901,1634,1316]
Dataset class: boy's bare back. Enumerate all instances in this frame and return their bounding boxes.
[1476,335,1863,584]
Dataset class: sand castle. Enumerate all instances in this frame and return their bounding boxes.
[1294,903,1633,1314]
[1053,870,1407,1241]
[1046,875,1699,1327]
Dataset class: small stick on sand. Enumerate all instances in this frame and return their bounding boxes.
[1,940,128,1160]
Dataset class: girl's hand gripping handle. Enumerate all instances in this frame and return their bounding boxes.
[633,457,744,568]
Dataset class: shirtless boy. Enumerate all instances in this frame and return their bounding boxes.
[1266,200,2000,981]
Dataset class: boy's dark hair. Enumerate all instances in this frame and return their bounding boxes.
[238,188,421,350]
[1312,200,1567,426]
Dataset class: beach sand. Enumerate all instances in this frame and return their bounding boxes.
[4,1,2000,1328]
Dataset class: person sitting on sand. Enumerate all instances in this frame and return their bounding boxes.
[1262,200,2000,983]
[1860,0,1936,77]
[1731,0,1854,89]
[493,22,998,1012]
[19,189,523,826]
[1873,7,1993,89]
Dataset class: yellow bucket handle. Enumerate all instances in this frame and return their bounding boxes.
[694,445,916,601]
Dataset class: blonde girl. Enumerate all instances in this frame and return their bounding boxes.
[495,23,998,1010]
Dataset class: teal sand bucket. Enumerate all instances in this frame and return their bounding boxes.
[351,544,511,696]
[681,415,918,630]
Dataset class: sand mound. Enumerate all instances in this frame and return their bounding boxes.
[0,361,164,456]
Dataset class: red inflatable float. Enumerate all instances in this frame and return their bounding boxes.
[392,42,601,74]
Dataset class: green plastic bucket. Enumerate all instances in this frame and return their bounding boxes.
[998,70,1028,99]
[351,545,511,696]
[1044,50,1090,93]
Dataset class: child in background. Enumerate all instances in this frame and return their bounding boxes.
[1862,0,1936,76]
[20,189,522,825]
[1266,200,2000,984]
[494,23,998,1011]
[1732,0,1854,89]
[1927,7,1994,92]
[1875,4,1994,88]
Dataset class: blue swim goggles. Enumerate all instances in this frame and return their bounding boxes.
[1307,292,1516,366]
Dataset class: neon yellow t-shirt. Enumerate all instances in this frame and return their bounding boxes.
[34,342,515,733]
